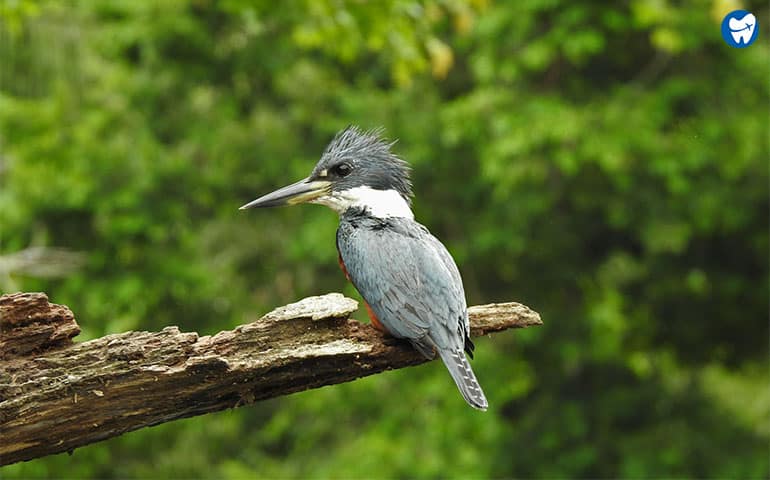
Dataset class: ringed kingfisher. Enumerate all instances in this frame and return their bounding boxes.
[240,126,488,410]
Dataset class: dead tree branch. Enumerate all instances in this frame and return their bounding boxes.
[0,292,541,466]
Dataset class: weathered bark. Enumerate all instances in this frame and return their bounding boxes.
[0,292,80,360]
[0,291,541,466]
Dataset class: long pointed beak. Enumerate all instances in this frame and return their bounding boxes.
[239,177,331,210]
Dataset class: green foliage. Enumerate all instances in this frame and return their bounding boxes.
[1,0,767,477]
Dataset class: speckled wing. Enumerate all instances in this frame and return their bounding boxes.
[336,217,468,355]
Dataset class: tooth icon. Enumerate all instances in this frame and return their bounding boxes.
[729,13,756,45]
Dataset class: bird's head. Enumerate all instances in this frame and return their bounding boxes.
[240,126,414,218]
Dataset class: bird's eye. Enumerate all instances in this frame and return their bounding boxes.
[332,163,352,177]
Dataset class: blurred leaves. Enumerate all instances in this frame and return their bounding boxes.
[0,0,768,478]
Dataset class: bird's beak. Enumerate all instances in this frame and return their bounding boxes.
[239,177,332,210]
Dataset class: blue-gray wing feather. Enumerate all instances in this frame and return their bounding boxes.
[336,217,468,354]
[337,215,488,410]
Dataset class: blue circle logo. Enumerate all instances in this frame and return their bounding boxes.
[721,10,759,48]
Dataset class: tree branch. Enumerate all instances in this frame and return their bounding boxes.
[0,291,541,466]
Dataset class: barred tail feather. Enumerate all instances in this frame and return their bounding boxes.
[438,348,488,411]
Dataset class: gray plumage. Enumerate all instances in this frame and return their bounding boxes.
[337,211,488,410]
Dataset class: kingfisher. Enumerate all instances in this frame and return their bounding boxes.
[240,126,488,410]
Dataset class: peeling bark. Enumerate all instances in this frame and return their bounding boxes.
[0,292,541,466]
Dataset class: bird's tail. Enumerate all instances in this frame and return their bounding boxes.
[437,348,488,411]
